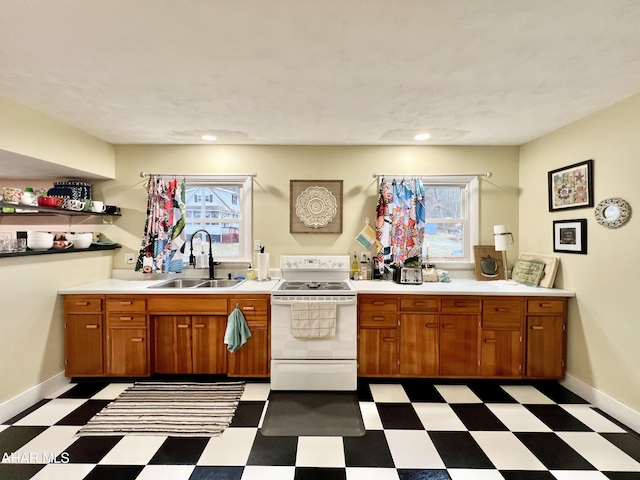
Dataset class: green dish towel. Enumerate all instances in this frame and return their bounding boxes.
[224,305,252,352]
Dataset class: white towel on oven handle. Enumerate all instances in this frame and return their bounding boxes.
[290,300,336,339]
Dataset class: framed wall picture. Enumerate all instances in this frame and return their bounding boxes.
[290,180,343,234]
[473,245,505,281]
[548,159,594,211]
[553,219,587,254]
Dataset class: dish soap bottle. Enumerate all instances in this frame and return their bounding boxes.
[247,263,255,280]
[351,253,360,280]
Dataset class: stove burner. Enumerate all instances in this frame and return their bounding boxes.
[324,284,347,290]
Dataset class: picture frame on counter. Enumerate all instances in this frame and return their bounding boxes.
[553,219,587,254]
[473,245,505,281]
[548,159,594,211]
[290,180,343,234]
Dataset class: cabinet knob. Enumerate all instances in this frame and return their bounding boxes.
[120,301,134,306]
[242,306,255,311]
[130,337,144,343]
[76,302,90,306]
[177,324,189,329]
[425,323,438,328]
[383,337,396,342]
[193,324,206,329]
[85,324,99,329]
[484,338,497,343]
[120,316,133,321]
[442,324,455,329]
[531,325,544,330]
[372,316,386,321]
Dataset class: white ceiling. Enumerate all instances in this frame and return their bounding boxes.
[1,0,640,147]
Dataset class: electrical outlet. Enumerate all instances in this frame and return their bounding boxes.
[124,253,135,264]
[360,252,372,263]
[253,240,262,251]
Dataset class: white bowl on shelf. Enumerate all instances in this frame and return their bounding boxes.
[66,233,93,249]
[27,239,54,250]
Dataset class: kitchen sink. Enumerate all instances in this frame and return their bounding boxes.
[148,278,244,289]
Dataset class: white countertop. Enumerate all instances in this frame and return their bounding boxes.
[58,278,280,295]
[59,277,574,297]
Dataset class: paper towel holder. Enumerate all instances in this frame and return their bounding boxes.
[493,225,514,281]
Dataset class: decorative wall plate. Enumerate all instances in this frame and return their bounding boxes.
[594,197,631,229]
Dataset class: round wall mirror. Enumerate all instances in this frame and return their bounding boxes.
[594,198,631,228]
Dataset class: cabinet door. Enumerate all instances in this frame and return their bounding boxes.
[399,314,438,375]
[358,328,398,375]
[227,327,269,376]
[65,315,104,376]
[192,315,227,374]
[480,330,522,377]
[526,316,564,378]
[439,314,479,376]
[154,315,192,374]
[108,328,148,376]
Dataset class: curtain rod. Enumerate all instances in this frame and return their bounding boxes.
[372,172,492,179]
[140,172,257,178]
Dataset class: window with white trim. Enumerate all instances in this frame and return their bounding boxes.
[421,176,479,264]
[183,175,252,263]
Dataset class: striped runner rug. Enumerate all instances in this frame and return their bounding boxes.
[76,381,245,437]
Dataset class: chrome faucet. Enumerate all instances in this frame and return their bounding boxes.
[189,229,216,280]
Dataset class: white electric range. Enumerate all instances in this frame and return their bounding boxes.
[270,255,357,391]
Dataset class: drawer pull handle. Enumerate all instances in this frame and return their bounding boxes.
[531,325,544,330]
[495,308,508,312]
[383,337,396,342]
[414,302,426,306]
[373,301,386,306]
[120,316,134,321]
[120,301,134,306]
[442,324,455,329]
[85,324,99,329]
[372,316,386,321]
[177,324,189,329]
[130,337,144,343]
[539,303,552,308]
[426,323,438,328]
[193,324,206,329]
[484,338,497,343]
[242,306,255,311]
[76,302,90,306]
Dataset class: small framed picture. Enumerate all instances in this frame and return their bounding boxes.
[548,159,594,211]
[473,245,505,281]
[553,219,587,254]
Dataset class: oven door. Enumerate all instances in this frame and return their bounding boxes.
[270,294,357,360]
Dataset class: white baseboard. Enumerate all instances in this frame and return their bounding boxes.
[0,372,70,423]
[562,373,640,434]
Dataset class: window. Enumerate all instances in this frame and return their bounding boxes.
[420,176,479,265]
[183,175,252,263]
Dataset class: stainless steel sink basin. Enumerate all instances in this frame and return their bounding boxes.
[149,278,208,289]
[196,279,244,288]
[149,278,244,289]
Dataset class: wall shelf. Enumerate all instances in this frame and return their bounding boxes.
[0,201,121,218]
[0,243,121,259]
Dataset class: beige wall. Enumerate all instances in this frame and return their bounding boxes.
[106,145,520,269]
[0,254,114,405]
[519,93,640,412]
[0,96,116,179]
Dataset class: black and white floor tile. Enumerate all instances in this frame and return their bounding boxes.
[2,378,640,479]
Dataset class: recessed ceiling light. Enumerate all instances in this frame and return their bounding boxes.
[414,133,430,141]
[201,134,218,142]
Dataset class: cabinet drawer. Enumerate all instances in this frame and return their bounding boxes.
[527,298,565,314]
[359,296,398,312]
[482,299,523,329]
[107,313,148,328]
[233,299,268,327]
[107,297,146,313]
[64,296,103,314]
[360,312,397,327]
[441,298,481,313]
[400,297,440,312]
[147,296,228,314]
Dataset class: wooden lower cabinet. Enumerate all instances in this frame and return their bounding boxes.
[358,328,398,375]
[106,296,149,376]
[154,315,227,374]
[64,296,105,376]
[399,314,438,375]
[227,296,270,377]
[359,293,567,379]
[439,314,479,376]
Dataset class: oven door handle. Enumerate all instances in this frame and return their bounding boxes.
[271,296,357,306]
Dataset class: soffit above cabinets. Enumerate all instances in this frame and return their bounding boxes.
[0,150,110,181]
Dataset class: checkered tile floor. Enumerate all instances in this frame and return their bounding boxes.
[2,379,640,479]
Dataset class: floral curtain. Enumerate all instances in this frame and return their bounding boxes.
[375,177,425,267]
[136,176,186,274]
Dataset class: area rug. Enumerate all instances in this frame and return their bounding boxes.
[76,381,245,437]
[260,391,365,437]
